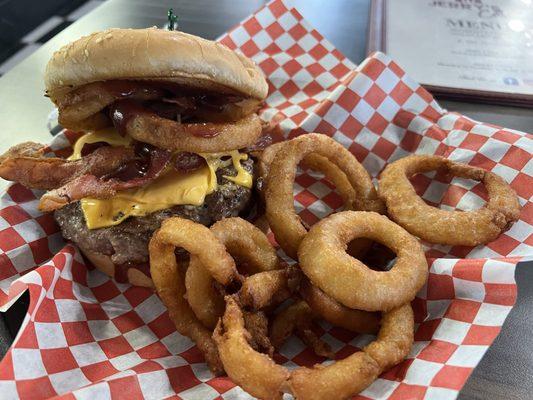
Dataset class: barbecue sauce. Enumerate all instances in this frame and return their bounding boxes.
[109,100,146,136]
[102,142,163,182]
[173,152,207,172]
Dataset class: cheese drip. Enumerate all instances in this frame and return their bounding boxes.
[68,128,132,160]
[201,151,253,189]
[69,129,252,229]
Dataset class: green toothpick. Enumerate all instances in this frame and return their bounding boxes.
[167,8,178,31]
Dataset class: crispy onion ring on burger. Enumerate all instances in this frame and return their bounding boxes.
[378,154,520,246]
[112,100,263,152]
[185,218,282,329]
[298,211,428,312]
[264,133,384,259]
[56,80,263,130]
[57,81,166,130]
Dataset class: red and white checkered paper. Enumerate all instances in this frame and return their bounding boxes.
[0,1,532,398]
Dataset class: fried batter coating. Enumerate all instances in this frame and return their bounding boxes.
[379,155,520,245]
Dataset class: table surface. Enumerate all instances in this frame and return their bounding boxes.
[0,1,532,399]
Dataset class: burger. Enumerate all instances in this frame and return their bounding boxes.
[0,28,269,287]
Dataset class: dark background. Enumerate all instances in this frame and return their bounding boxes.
[0,0,102,76]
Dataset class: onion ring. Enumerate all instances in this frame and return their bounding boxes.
[126,112,263,152]
[288,352,378,400]
[149,217,240,374]
[151,217,239,286]
[55,80,262,129]
[298,211,427,311]
[299,277,380,334]
[214,296,414,400]
[193,98,262,123]
[243,311,274,356]
[184,259,226,330]
[57,81,165,129]
[259,140,373,258]
[259,140,374,258]
[148,247,223,374]
[213,296,290,400]
[363,304,415,371]
[269,300,334,359]
[378,154,520,245]
[185,217,281,329]
[259,141,357,208]
[264,133,384,258]
[238,267,300,311]
[288,304,414,400]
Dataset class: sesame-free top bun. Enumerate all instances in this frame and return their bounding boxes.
[44,28,268,100]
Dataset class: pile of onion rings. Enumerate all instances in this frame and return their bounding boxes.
[148,131,520,399]
[211,210,421,399]
[149,216,287,374]
[185,217,282,329]
[214,293,414,400]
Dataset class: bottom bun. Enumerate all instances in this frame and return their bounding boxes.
[80,247,154,288]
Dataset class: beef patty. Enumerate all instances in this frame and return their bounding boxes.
[55,158,254,265]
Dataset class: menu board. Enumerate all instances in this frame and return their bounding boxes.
[368,0,533,106]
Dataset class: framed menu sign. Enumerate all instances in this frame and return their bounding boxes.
[368,0,533,106]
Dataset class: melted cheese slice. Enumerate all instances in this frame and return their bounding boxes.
[71,128,253,230]
[201,151,253,189]
[81,167,212,229]
[68,128,132,160]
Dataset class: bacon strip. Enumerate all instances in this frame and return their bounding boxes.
[173,152,206,172]
[0,142,46,162]
[0,145,135,190]
[39,148,171,212]
[243,132,273,154]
